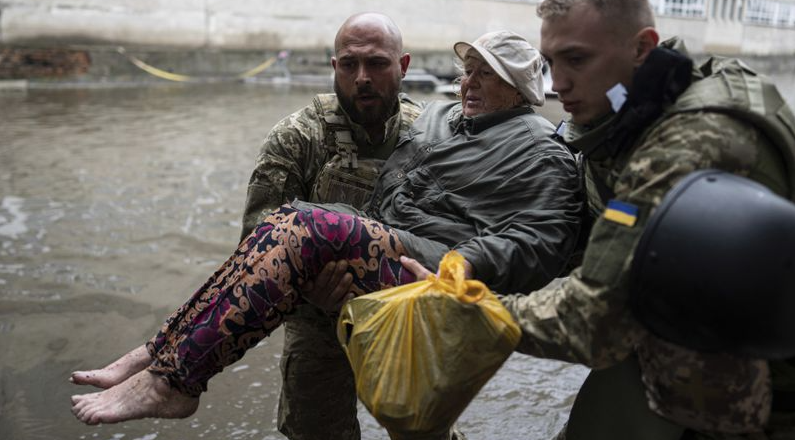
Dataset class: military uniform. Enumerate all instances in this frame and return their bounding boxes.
[498,38,795,439]
[240,93,421,440]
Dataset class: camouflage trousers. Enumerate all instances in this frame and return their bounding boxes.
[681,409,795,440]
[556,356,794,440]
[277,304,361,440]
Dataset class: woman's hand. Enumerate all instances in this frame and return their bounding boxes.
[300,261,354,313]
[400,255,475,280]
[400,255,475,279]
[399,256,434,279]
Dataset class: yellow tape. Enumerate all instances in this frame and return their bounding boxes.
[236,57,278,79]
[116,46,277,82]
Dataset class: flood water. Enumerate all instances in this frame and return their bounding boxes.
[0,83,586,440]
[1,72,792,440]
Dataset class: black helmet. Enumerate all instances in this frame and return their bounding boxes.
[630,169,795,359]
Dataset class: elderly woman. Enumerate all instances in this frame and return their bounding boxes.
[70,31,581,425]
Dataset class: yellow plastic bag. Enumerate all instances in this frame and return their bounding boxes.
[337,251,521,439]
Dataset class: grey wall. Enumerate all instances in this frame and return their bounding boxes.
[0,0,545,51]
[1,0,793,55]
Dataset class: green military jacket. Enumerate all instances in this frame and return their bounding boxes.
[369,101,582,293]
[499,38,795,436]
[240,93,421,241]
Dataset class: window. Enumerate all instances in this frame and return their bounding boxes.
[650,0,707,18]
[745,0,795,27]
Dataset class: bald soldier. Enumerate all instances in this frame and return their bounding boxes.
[239,12,422,440]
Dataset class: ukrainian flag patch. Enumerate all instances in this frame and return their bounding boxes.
[604,200,638,227]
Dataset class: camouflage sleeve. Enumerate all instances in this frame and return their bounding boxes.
[239,105,324,241]
[500,112,771,368]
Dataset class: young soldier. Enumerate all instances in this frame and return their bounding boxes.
[404,1,795,438]
[511,1,795,438]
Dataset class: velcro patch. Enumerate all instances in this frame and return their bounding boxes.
[604,200,638,227]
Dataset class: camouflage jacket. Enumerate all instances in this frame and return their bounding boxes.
[499,38,795,435]
[240,93,421,241]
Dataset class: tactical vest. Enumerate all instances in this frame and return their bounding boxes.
[665,55,795,200]
[308,93,421,209]
[579,42,795,207]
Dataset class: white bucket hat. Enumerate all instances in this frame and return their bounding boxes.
[454,30,545,106]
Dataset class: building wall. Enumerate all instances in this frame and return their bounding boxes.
[741,23,795,54]
[0,0,544,51]
[1,0,793,56]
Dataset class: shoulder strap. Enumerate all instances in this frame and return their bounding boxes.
[313,93,359,168]
[667,58,795,200]
[397,93,423,136]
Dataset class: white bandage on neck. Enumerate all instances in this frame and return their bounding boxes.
[606,83,628,113]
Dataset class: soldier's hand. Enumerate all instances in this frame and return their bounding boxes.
[300,260,354,313]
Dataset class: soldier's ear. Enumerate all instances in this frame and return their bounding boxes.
[633,27,659,67]
[399,53,411,77]
[331,57,338,70]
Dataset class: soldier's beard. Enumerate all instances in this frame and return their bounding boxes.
[335,79,400,128]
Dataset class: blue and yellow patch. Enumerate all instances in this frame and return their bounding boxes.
[604,200,638,227]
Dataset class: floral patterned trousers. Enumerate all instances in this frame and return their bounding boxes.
[145,205,415,396]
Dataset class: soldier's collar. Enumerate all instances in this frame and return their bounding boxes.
[563,114,618,160]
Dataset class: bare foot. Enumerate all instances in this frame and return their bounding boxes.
[71,345,152,389]
[71,369,199,425]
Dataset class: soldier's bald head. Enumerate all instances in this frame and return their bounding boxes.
[334,12,404,56]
